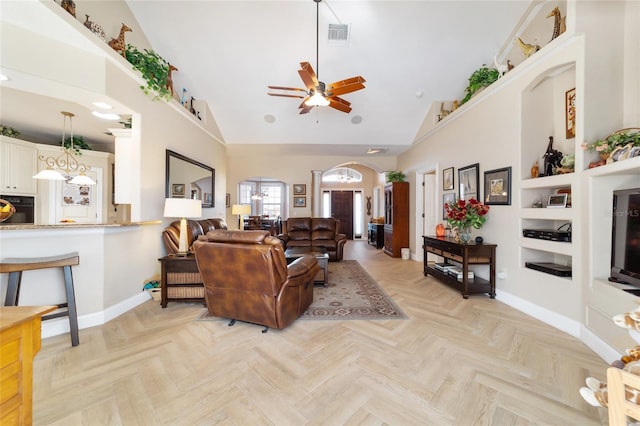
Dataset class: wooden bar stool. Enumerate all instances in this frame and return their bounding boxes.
[1,252,80,346]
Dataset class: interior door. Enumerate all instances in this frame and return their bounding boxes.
[331,191,353,239]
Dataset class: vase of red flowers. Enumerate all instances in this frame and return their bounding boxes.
[444,198,490,243]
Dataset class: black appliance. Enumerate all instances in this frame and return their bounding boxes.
[0,195,35,224]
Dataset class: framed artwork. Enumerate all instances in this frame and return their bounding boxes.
[443,167,454,191]
[225,193,230,208]
[442,192,456,219]
[293,184,306,195]
[483,166,512,205]
[458,163,479,201]
[204,193,213,206]
[171,183,185,197]
[565,88,576,139]
[293,196,306,208]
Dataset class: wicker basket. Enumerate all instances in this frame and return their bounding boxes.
[0,199,16,222]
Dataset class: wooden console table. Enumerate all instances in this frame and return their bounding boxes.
[158,254,205,308]
[422,235,496,299]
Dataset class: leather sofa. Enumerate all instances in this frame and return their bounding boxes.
[193,229,319,330]
[278,217,347,261]
[162,218,227,255]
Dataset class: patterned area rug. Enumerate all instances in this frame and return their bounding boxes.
[301,260,407,320]
[196,260,407,321]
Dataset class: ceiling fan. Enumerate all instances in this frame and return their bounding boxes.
[267,0,365,114]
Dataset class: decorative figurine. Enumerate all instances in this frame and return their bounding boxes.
[514,37,540,58]
[61,0,76,17]
[108,23,132,58]
[493,55,508,77]
[84,15,106,41]
[547,7,566,42]
[542,136,563,176]
[531,162,539,178]
[166,63,178,97]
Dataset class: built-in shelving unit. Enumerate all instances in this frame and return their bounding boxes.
[518,59,577,280]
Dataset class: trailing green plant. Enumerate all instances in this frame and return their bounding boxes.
[0,124,20,138]
[386,171,406,183]
[125,44,172,101]
[461,66,500,104]
[64,136,92,156]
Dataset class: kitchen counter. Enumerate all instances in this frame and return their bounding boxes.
[0,221,161,231]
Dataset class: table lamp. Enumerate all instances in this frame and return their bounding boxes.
[231,204,251,230]
[164,198,202,256]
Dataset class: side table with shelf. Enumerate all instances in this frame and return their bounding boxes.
[367,223,384,249]
[422,235,496,299]
[158,254,205,308]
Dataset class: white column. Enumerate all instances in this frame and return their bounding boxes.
[311,170,323,217]
[108,128,133,204]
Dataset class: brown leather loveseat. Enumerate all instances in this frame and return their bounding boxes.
[278,217,347,261]
[162,218,228,254]
[193,230,319,331]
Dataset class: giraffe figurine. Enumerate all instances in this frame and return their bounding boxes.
[108,23,132,57]
[546,6,566,42]
[514,37,540,58]
[166,63,179,97]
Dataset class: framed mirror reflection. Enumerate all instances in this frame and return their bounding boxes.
[165,149,215,207]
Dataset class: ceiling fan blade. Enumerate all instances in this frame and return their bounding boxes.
[298,97,314,114]
[329,76,366,87]
[298,62,319,90]
[328,96,352,113]
[327,76,366,96]
[267,85,307,92]
[268,93,306,99]
[327,82,365,97]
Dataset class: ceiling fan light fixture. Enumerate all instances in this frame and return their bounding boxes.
[305,92,330,107]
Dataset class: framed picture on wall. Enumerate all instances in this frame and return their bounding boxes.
[483,166,512,205]
[293,196,306,208]
[225,193,230,208]
[171,183,185,197]
[293,184,306,195]
[566,88,576,139]
[458,163,479,200]
[443,167,454,191]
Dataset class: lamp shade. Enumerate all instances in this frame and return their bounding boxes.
[231,204,251,216]
[164,198,202,219]
[33,169,66,181]
[69,174,97,185]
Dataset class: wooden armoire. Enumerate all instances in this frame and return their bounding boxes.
[383,182,409,257]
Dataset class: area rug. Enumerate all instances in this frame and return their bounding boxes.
[195,260,407,321]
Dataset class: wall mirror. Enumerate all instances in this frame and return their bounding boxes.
[165,149,215,207]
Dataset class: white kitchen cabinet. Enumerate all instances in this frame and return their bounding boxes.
[0,136,37,195]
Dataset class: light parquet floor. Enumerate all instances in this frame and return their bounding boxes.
[33,240,610,425]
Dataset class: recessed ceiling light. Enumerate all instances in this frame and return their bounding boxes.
[92,111,120,120]
[264,114,276,123]
[92,102,113,109]
[367,148,388,155]
[0,74,8,81]
[415,91,424,98]
[351,115,363,124]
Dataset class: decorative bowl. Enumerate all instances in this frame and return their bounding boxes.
[0,199,16,222]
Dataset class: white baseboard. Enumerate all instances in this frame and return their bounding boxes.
[497,289,621,362]
[496,289,582,337]
[41,291,151,340]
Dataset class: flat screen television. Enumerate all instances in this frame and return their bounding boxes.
[611,188,640,287]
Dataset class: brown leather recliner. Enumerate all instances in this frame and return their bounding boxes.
[193,229,319,331]
[162,218,228,254]
[278,217,347,261]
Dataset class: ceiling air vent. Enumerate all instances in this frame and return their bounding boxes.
[328,23,350,46]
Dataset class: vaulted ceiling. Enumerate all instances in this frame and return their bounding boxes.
[126,0,530,156]
[1,1,532,156]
